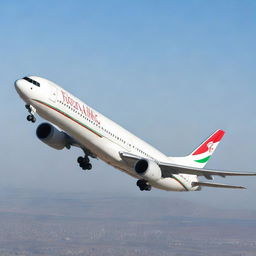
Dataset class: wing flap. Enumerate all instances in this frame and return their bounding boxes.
[192,181,246,189]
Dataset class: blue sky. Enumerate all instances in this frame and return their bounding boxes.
[1,0,256,209]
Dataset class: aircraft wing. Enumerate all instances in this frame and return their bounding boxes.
[159,162,256,178]
[120,152,256,178]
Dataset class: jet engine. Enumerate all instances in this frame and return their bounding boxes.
[36,123,69,150]
[134,159,162,181]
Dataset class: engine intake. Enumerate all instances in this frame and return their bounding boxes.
[36,123,52,139]
[135,159,148,174]
[36,123,68,150]
[134,159,162,181]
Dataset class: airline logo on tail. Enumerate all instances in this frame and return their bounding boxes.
[207,142,214,153]
[191,130,225,164]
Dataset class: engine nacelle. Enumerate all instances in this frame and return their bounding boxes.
[36,123,68,150]
[134,159,162,181]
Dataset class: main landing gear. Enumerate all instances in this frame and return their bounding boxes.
[77,148,93,170]
[136,179,152,191]
[67,141,96,171]
[25,104,36,123]
[77,156,92,170]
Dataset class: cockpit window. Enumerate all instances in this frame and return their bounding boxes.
[23,77,40,87]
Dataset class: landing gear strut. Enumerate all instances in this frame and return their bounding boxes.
[25,104,36,123]
[77,152,92,170]
[136,179,152,191]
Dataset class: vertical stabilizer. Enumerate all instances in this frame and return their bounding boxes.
[169,130,225,168]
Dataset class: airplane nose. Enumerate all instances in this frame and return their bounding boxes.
[14,79,23,93]
[14,79,28,99]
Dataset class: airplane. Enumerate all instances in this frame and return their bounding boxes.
[14,76,256,192]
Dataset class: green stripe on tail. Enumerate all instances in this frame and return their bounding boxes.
[194,155,211,163]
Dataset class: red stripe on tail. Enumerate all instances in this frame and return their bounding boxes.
[192,130,225,156]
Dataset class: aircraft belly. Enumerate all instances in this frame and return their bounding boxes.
[149,178,188,191]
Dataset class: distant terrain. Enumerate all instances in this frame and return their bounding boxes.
[0,188,255,256]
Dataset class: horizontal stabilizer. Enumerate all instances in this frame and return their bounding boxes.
[192,181,246,189]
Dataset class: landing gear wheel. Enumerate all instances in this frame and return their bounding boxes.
[77,156,89,164]
[27,114,36,123]
[136,180,144,187]
[81,164,87,170]
[80,163,92,170]
[77,156,85,164]
[27,115,32,121]
[77,156,91,170]
[146,186,152,191]
[136,179,152,191]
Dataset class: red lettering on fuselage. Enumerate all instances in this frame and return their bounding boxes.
[61,90,100,124]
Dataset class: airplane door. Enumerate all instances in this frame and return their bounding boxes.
[49,86,57,102]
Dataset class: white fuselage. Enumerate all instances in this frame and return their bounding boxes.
[15,76,199,192]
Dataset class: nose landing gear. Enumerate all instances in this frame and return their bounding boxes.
[136,179,152,191]
[25,104,36,123]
